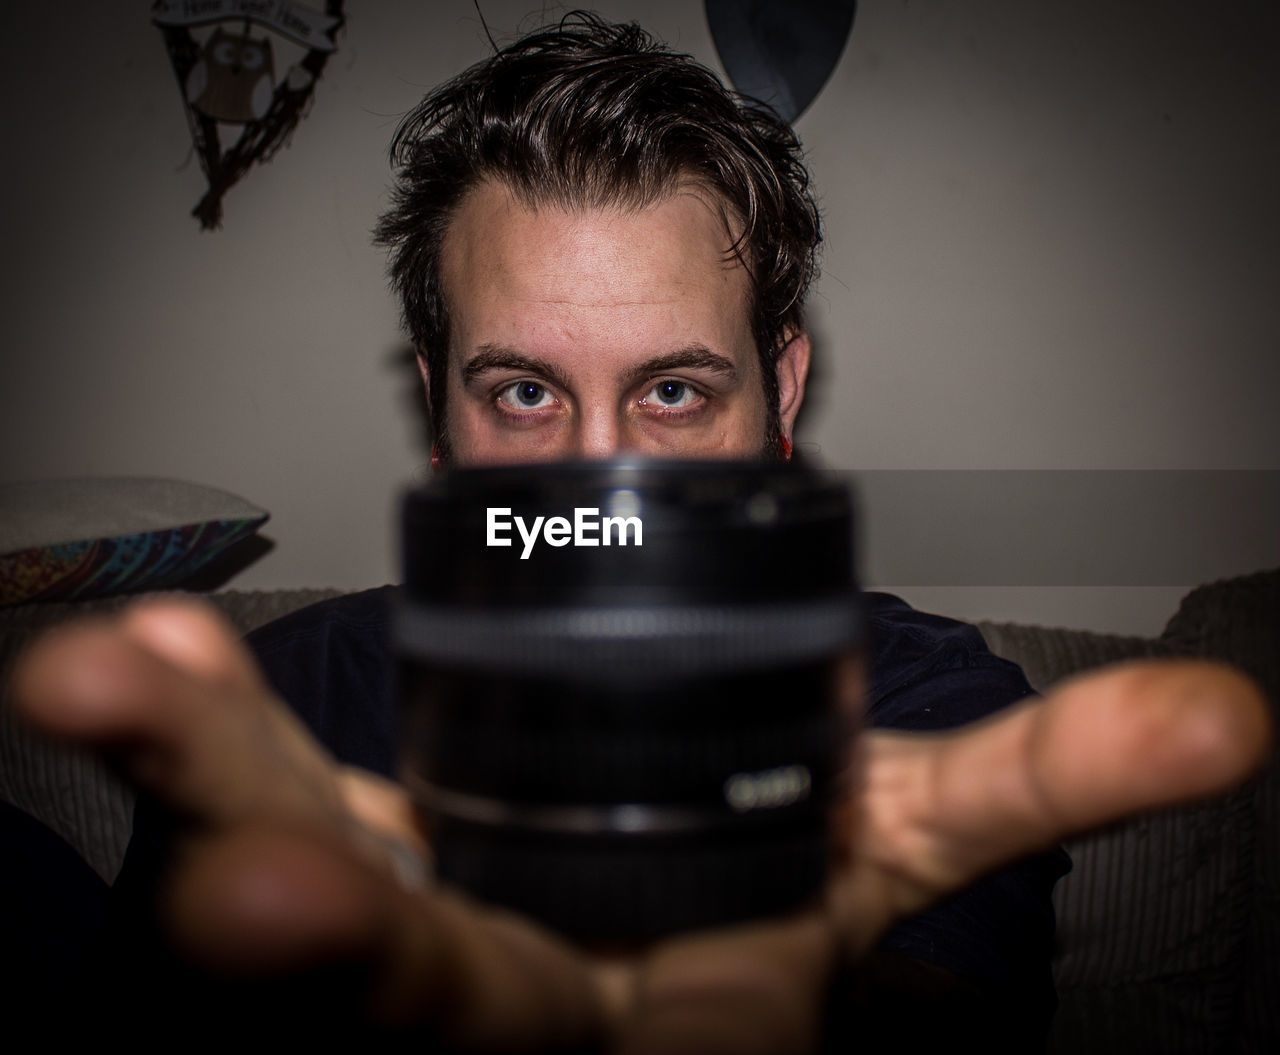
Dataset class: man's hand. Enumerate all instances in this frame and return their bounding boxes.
[12,600,1272,1053]
[836,660,1271,946]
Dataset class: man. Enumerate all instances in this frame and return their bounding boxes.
[374,15,815,467]
[13,13,1270,1051]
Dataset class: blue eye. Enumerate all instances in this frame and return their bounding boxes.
[499,380,554,411]
[646,380,697,408]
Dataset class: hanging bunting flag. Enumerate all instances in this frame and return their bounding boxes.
[152,0,345,228]
[706,0,856,124]
[152,0,341,50]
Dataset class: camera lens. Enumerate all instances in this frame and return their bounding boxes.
[397,460,863,942]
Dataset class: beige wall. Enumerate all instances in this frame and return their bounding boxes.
[2,1,1276,635]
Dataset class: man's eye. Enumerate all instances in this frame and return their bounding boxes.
[646,380,697,408]
[499,380,554,410]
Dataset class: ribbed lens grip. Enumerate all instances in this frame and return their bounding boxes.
[403,662,849,804]
[395,598,863,678]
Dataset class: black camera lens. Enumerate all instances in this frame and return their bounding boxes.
[396,460,863,942]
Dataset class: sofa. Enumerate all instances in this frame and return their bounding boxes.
[1,571,1276,1052]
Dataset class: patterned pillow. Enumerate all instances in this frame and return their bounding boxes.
[0,478,269,605]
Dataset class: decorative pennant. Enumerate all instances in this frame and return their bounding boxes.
[152,1,345,228]
[706,0,857,124]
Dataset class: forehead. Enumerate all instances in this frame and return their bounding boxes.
[438,181,753,352]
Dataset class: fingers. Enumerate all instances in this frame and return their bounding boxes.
[120,599,268,697]
[616,912,835,1055]
[11,600,346,833]
[932,660,1269,869]
[337,766,426,851]
[1042,660,1271,816]
[13,599,256,743]
[168,824,840,1054]
[844,659,1271,930]
[336,765,433,886]
[166,824,607,1049]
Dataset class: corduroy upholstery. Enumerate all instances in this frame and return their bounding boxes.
[977,569,1279,1054]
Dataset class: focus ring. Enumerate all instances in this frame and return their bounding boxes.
[394,597,862,677]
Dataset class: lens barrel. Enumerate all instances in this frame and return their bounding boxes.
[397,460,863,941]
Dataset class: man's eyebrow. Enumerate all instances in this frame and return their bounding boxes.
[462,345,741,389]
[462,346,574,392]
[623,347,740,388]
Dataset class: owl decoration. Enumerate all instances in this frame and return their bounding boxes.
[152,0,346,228]
[186,28,276,124]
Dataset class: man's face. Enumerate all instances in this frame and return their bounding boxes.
[432,181,809,466]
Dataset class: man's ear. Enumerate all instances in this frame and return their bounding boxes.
[415,344,447,465]
[775,328,811,438]
[415,344,432,400]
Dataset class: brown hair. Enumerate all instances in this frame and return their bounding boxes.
[374,11,821,456]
